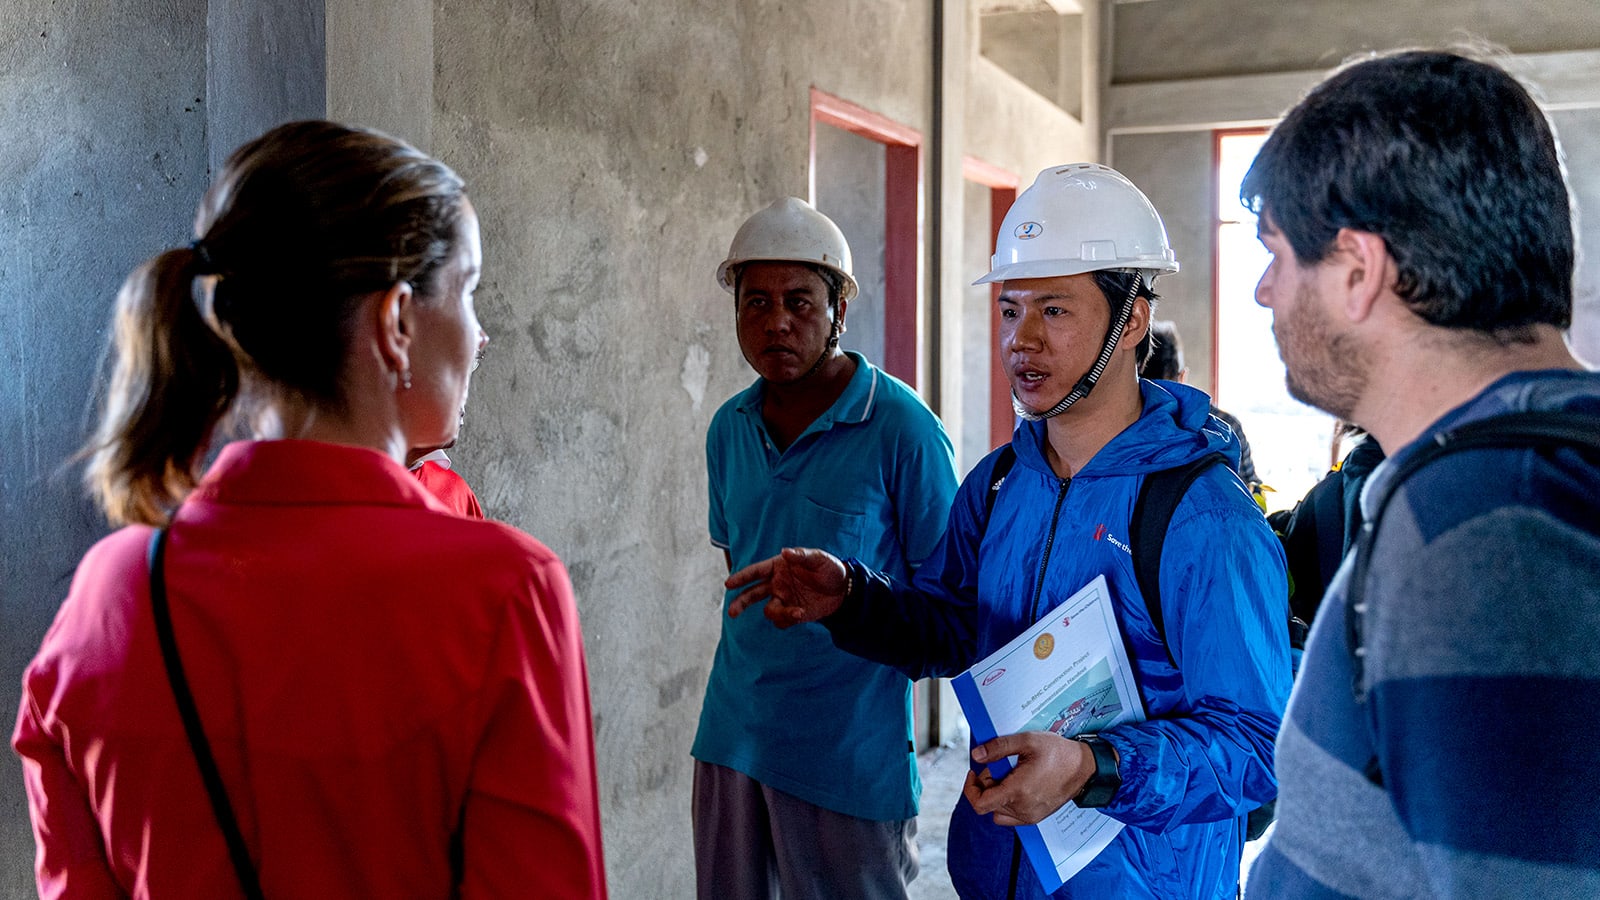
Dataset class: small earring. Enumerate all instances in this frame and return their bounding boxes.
[400,368,412,391]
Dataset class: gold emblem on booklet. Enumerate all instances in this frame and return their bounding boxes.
[1033,633,1055,660]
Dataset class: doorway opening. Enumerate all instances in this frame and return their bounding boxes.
[810,89,923,388]
[960,156,1020,473]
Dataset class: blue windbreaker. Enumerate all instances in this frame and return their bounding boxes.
[826,380,1291,899]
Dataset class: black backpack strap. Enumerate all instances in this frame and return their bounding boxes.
[1131,452,1229,667]
[1346,410,1600,706]
[982,444,1017,531]
[148,527,267,900]
[1309,474,1348,590]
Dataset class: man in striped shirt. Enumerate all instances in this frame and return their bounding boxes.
[1241,49,1600,898]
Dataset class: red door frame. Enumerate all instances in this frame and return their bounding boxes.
[810,88,924,388]
[1211,126,1270,402]
[962,156,1020,450]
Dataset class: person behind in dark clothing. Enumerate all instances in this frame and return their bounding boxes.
[1141,320,1259,486]
[1268,423,1384,624]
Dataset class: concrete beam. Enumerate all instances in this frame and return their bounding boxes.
[978,0,1082,14]
[1105,48,1600,136]
[1080,0,1104,160]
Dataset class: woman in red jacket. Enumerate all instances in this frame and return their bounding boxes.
[12,121,606,899]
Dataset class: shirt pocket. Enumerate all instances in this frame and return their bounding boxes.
[798,495,868,561]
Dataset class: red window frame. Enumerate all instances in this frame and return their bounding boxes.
[810,88,924,388]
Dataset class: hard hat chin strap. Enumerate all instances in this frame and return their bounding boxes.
[1013,275,1141,422]
[796,316,844,383]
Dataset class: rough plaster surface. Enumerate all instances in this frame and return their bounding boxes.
[965,55,1086,181]
[1551,110,1600,365]
[430,1,930,893]
[958,179,996,472]
[326,0,433,150]
[1113,0,1600,83]
[1109,130,1217,396]
[979,9,1082,117]
[205,0,325,175]
[0,1,211,893]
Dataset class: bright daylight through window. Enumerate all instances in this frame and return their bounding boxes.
[1215,130,1338,512]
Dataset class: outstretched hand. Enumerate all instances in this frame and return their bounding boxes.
[962,731,1096,827]
[724,547,849,627]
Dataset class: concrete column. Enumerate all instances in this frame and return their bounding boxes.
[933,0,969,425]
[1081,0,1106,161]
[926,0,972,750]
[1058,12,1075,114]
[205,0,326,175]
[326,0,434,150]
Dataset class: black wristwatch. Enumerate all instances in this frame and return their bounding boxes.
[1072,734,1121,808]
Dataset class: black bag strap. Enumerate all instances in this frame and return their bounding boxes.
[1309,473,1349,590]
[1345,410,1600,705]
[147,527,266,900]
[983,444,1018,527]
[1131,453,1229,667]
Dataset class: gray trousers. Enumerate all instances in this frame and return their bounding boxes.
[692,760,919,900]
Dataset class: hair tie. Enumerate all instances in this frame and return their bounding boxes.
[189,240,218,276]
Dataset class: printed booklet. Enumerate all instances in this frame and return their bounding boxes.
[950,575,1143,892]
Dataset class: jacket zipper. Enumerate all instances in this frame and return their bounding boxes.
[1029,478,1071,622]
[1009,476,1069,900]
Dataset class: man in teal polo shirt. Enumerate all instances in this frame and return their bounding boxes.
[693,197,958,900]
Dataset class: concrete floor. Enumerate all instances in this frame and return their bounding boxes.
[909,746,967,900]
[908,747,1270,899]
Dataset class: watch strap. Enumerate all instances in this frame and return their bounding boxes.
[1072,733,1121,809]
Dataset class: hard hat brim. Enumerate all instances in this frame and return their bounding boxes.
[973,257,1180,286]
[717,256,860,302]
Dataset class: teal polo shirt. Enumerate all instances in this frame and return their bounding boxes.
[693,352,958,821]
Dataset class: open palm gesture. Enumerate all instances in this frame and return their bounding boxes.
[725,547,849,627]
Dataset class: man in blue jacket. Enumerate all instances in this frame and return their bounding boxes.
[1240,50,1600,898]
[728,165,1291,899]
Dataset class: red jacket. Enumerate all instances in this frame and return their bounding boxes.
[13,440,606,899]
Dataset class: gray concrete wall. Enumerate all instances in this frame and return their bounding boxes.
[965,55,1086,182]
[1108,130,1218,395]
[429,0,931,893]
[979,10,1083,118]
[959,179,996,472]
[1552,109,1600,366]
[205,0,326,174]
[0,1,212,892]
[326,0,434,150]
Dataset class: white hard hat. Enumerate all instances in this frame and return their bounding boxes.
[716,197,859,301]
[975,163,1179,285]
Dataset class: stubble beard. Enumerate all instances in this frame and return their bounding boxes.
[1280,283,1369,422]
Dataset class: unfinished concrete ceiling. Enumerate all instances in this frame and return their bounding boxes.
[1113,0,1600,83]
[978,0,1081,14]
[977,3,1084,118]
